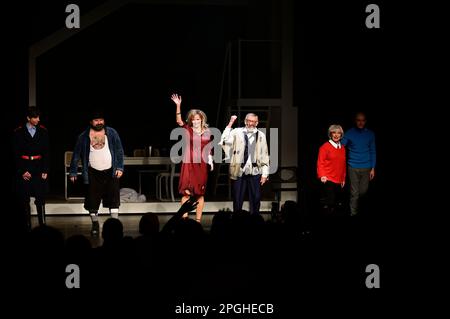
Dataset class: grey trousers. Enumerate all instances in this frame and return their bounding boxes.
[348,167,371,216]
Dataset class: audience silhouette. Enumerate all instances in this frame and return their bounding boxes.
[7,190,385,314]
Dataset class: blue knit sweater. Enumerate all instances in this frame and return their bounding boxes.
[341,127,376,169]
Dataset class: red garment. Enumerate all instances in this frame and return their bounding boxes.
[317,141,346,184]
[178,124,211,196]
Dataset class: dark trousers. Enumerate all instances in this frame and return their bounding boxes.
[16,166,48,230]
[232,174,261,214]
[320,181,344,214]
[16,171,47,206]
[84,167,120,211]
[348,167,371,216]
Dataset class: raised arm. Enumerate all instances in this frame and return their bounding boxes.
[220,115,237,145]
[171,93,184,127]
[160,197,198,234]
[220,115,238,161]
[226,115,237,129]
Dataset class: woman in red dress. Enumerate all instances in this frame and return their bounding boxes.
[171,93,213,222]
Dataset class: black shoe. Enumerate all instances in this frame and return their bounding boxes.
[91,221,100,237]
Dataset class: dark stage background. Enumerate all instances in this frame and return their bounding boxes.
[2,0,434,239]
[5,0,398,200]
[1,0,440,308]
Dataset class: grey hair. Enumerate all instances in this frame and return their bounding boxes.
[328,124,344,138]
[245,113,258,121]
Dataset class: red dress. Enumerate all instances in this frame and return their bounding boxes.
[178,124,211,196]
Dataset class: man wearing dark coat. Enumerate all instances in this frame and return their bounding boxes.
[13,107,49,230]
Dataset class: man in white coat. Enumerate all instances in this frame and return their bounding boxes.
[220,113,270,214]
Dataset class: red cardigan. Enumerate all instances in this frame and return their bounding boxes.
[317,141,346,184]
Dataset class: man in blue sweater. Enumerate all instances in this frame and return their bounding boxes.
[341,112,376,216]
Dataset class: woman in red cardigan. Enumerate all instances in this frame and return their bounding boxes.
[317,124,346,214]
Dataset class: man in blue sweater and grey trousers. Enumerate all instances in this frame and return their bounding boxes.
[341,112,376,216]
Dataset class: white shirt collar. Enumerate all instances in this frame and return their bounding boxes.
[328,139,341,149]
[243,127,257,134]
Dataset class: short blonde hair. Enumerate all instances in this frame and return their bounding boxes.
[328,124,344,138]
[186,109,208,130]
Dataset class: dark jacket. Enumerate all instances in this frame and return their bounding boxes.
[69,126,124,184]
[13,124,50,175]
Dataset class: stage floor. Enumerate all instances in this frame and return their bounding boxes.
[30,213,272,248]
[30,199,274,215]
